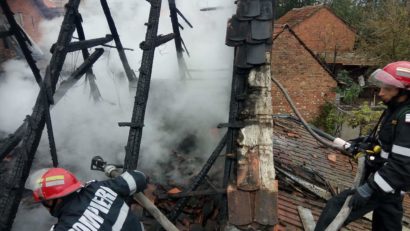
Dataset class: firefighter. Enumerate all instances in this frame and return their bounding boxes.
[315,61,410,231]
[32,167,147,231]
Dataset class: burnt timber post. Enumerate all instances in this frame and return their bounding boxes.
[224,0,277,229]
[0,1,81,229]
[168,0,192,80]
[122,0,174,170]
[0,0,59,167]
[74,13,102,102]
[100,0,137,85]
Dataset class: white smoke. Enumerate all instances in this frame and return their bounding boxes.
[4,0,234,230]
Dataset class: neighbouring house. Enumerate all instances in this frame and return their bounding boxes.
[271,24,337,122]
[6,0,66,42]
[276,4,378,73]
[272,115,410,230]
[276,4,356,54]
[0,0,65,64]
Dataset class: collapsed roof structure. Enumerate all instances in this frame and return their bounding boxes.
[1,1,409,231]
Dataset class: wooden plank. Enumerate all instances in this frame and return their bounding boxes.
[297,206,316,231]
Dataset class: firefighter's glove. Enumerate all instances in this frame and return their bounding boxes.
[346,136,375,156]
[346,137,364,155]
[349,183,373,210]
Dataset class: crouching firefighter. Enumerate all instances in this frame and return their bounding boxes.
[315,61,410,231]
[32,167,147,231]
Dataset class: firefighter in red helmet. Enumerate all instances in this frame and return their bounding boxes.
[315,61,410,231]
[33,167,147,231]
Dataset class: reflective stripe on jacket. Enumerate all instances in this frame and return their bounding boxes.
[51,171,146,231]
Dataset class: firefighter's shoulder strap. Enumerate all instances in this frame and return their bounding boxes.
[396,105,410,121]
[392,104,410,140]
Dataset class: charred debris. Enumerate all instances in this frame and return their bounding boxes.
[0,0,352,230]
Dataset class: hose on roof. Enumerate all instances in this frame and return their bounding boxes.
[271,76,365,229]
[271,76,348,151]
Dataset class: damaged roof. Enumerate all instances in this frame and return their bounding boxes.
[272,115,410,230]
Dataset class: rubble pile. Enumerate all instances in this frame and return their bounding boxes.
[139,150,225,231]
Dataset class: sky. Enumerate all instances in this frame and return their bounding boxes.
[0,0,235,229]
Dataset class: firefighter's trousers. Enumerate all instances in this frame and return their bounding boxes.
[314,189,403,231]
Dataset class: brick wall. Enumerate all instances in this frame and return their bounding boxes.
[293,8,356,53]
[0,40,16,63]
[8,0,44,42]
[271,28,337,122]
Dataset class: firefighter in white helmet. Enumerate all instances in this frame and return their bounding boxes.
[315,61,410,231]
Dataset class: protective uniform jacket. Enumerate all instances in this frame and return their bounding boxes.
[50,171,146,231]
[369,99,410,193]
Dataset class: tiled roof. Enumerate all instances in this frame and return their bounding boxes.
[225,0,274,68]
[276,4,324,27]
[272,24,338,82]
[276,4,356,35]
[272,115,410,230]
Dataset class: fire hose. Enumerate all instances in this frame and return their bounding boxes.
[91,156,179,231]
[270,76,366,230]
[270,76,350,151]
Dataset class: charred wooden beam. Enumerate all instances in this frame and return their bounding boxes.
[0,30,12,38]
[0,49,103,161]
[0,1,81,229]
[276,166,332,200]
[1,0,59,168]
[69,48,105,80]
[100,0,137,82]
[168,133,227,222]
[50,34,113,53]
[168,0,183,53]
[176,8,192,29]
[74,15,102,102]
[65,35,113,52]
[139,33,174,50]
[168,0,192,79]
[0,48,104,162]
[0,123,26,161]
[123,0,164,170]
[0,0,42,84]
[53,48,105,102]
[101,43,133,51]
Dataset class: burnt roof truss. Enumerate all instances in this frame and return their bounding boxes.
[0,0,151,228]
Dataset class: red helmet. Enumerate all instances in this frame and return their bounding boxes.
[32,168,83,202]
[370,61,410,89]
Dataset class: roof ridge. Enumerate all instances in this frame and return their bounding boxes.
[293,3,325,11]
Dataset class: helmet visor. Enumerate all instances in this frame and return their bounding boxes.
[369,69,406,89]
[28,168,51,202]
